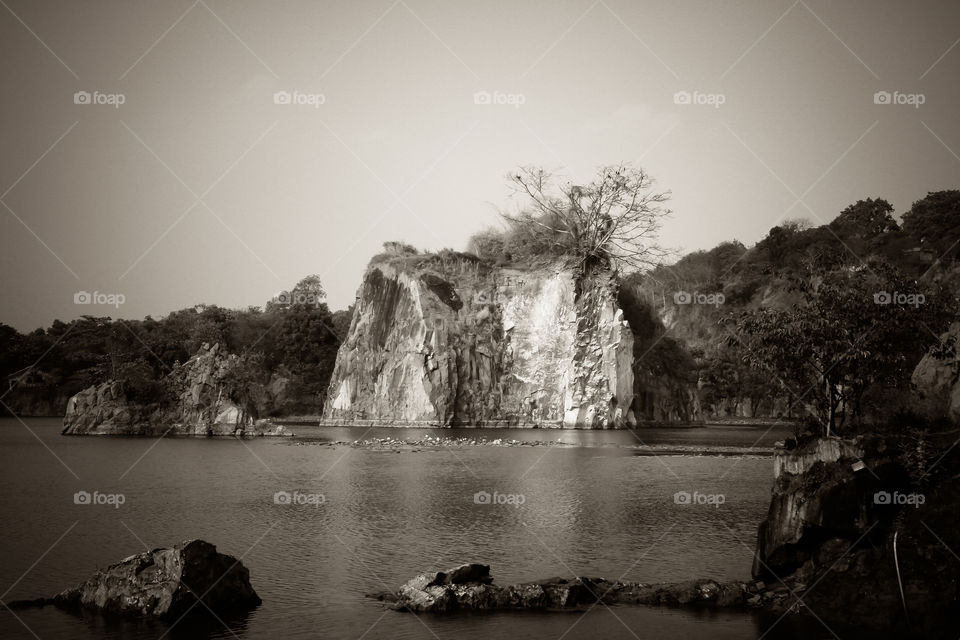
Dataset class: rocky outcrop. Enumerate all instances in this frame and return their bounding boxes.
[753,437,876,577]
[62,343,291,436]
[61,380,152,435]
[381,563,778,613]
[324,256,633,428]
[751,436,959,636]
[911,322,960,420]
[14,540,260,618]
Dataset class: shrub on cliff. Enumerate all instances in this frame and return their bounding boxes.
[466,228,506,262]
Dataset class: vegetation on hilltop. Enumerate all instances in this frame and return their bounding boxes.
[1,276,350,417]
[633,190,960,434]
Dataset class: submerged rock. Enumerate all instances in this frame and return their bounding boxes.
[49,539,261,618]
[322,256,633,428]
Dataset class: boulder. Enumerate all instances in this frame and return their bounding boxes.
[52,539,260,618]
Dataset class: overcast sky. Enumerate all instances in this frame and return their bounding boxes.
[2,0,959,331]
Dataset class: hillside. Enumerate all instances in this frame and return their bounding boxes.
[618,192,960,425]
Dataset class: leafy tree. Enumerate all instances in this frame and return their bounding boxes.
[901,190,960,260]
[733,261,952,435]
[829,198,898,238]
[267,275,327,312]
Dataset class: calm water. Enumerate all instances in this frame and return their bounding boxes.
[0,419,856,639]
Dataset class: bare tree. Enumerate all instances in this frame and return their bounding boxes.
[505,165,671,272]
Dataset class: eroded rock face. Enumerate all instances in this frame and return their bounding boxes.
[911,322,960,420]
[61,380,151,435]
[752,437,876,578]
[750,436,960,635]
[324,260,633,428]
[52,539,261,618]
[62,344,290,436]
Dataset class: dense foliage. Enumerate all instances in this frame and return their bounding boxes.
[1,276,348,417]
[616,190,960,431]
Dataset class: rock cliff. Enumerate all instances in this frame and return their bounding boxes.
[323,254,633,427]
[751,436,959,636]
[62,343,289,436]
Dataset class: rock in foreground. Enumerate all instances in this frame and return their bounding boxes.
[52,539,261,618]
[387,563,762,613]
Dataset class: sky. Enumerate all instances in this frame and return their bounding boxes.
[1,0,959,331]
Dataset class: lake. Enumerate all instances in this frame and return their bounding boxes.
[0,419,863,639]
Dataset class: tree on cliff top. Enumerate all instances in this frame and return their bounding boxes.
[504,165,671,272]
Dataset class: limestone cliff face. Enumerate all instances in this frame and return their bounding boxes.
[324,258,633,427]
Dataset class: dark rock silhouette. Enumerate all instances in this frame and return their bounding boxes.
[10,540,261,619]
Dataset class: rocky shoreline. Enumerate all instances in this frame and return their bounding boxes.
[371,563,803,615]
